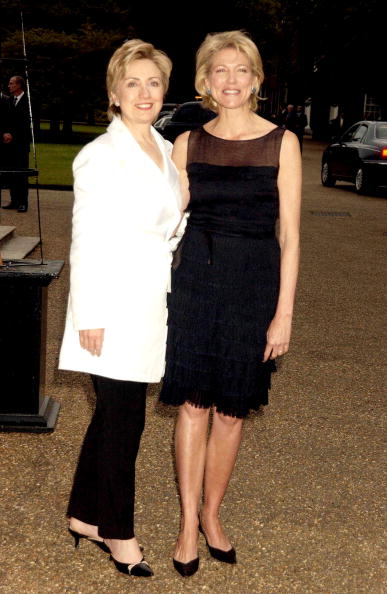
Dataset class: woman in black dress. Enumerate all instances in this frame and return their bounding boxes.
[160,30,301,576]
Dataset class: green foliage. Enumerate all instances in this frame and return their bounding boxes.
[1,0,383,121]
[240,0,382,79]
[233,0,383,107]
[0,2,136,122]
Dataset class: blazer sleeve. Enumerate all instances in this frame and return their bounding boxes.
[69,141,114,330]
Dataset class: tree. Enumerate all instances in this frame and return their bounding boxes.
[0,1,136,131]
[238,0,384,133]
[1,0,384,135]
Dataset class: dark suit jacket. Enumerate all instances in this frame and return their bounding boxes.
[9,93,31,149]
[283,110,298,133]
[4,93,31,170]
[0,94,11,136]
[0,94,12,170]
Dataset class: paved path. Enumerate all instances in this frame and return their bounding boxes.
[0,139,385,593]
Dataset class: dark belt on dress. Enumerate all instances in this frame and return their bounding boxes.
[187,219,276,265]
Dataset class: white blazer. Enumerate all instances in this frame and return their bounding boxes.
[59,116,183,382]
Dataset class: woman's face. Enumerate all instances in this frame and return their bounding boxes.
[112,58,164,128]
[206,48,256,111]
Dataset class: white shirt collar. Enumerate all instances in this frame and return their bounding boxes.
[14,91,24,105]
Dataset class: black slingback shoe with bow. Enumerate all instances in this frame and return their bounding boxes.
[110,555,154,577]
[199,523,237,564]
[68,528,110,553]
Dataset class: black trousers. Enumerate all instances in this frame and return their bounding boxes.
[9,146,29,208]
[67,374,148,539]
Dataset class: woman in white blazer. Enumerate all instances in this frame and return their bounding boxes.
[59,39,183,578]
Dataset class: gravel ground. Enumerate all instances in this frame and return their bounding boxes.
[0,138,386,593]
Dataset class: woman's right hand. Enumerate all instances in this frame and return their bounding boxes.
[79,329,105,356]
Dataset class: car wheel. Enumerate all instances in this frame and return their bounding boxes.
[321,162,336,187]
[354,167,373,194]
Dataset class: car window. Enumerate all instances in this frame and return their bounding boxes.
[375,124,387,139]
[352,124,368,142]
[341,125,358,142]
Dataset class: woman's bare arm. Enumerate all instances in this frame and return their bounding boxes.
[263,130,302,361]
[172,131,190,211]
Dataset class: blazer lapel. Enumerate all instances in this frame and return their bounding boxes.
[106,118,182,236]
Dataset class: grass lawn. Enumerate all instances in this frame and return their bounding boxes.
[39,121,107,135]
[30,124,107,186]
[30,143,79,186]
[30,122,106,187]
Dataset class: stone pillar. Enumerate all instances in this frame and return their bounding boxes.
[0,260,63,432]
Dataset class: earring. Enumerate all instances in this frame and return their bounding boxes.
[114,102,120,107]
[206,88,211,95]
[251,87,257,94]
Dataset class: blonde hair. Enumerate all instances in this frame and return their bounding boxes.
[106,38,172,120]
[195,30,264,112]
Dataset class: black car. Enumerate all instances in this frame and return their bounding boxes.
[321,121,387,193]
[157,102,178,119]
[156,101,216,142]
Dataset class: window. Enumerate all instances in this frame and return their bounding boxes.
[341,125,358,142]
[375,125,387,139]
[352,124,368,142]
[363,94,381,121]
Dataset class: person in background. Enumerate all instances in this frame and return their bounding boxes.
[294,105,308,152]
[0,88,11,187]
[329,111,345,139]
[2,76,31,212]
[281,103,297,132]
[278,102,288,126]
[160,30,301,577]
[59,39,183,579]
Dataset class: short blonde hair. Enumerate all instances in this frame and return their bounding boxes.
[106,38,172,120]
[195,30,264,113]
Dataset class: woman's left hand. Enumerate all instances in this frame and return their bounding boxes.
[263,315,292,361]
[79,328,105,357]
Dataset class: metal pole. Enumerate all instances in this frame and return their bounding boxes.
[20,11,44,263]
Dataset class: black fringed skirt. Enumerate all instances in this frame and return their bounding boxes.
[159,226,280,418]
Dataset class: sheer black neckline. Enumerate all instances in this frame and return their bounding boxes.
[201,125,280,143]
[188,125,285,169]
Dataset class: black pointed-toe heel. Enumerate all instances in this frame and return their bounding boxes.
[199,524,237,564]
[173,556,199,577]
[110,555,154,577]
[68,528,110,553]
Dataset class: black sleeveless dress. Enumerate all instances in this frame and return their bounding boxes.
[160,125,285,418]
